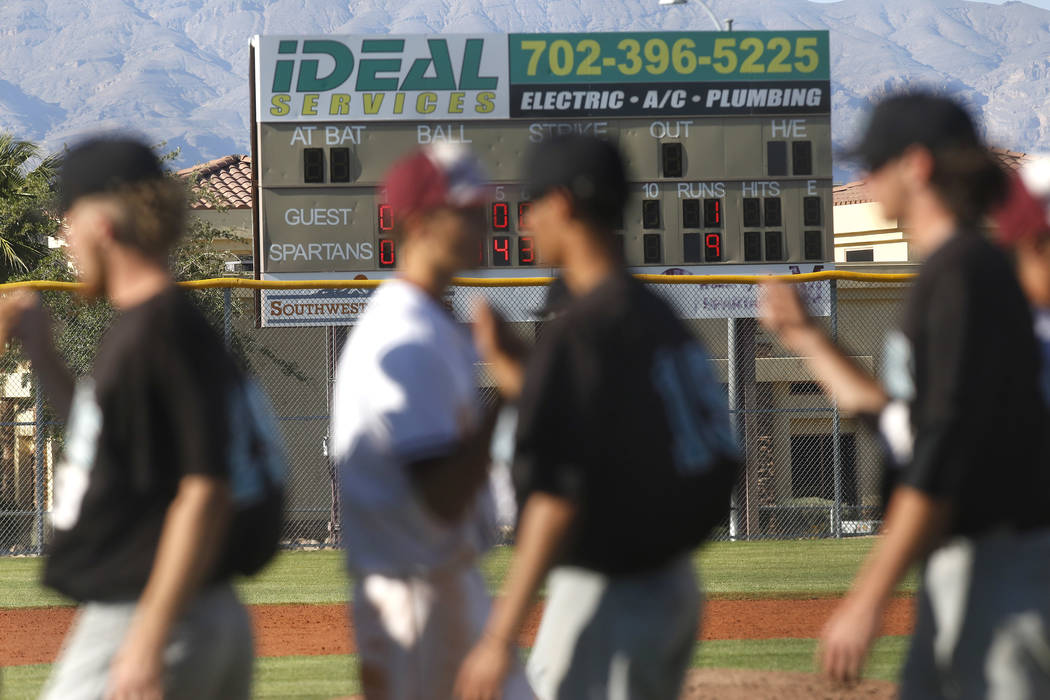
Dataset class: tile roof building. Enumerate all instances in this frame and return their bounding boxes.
[177,155,253,210]
[833,148,1033,265]
[177,155,254,269]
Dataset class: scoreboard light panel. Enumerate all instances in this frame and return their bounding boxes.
[252,32,833,278]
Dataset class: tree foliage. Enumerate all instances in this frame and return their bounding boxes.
[4,137,308,384]
[0,133,61,279]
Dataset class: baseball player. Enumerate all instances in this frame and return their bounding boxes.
[329,143,531,700]
[760,93,1050,697]
[0,137,254,699]
[995,156,1050,400]
[456,135,738,700]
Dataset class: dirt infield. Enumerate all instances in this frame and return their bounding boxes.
[0,596,914,666]
[679,668,896,699]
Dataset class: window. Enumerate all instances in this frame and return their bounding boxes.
[642,200,661,229]
[763,197,782,227]
[804,230,823,260]
[661,142,683,177]
[491,236,511,266]
[330,147,351,183]
[683,233,701,263]
[682,199,701,229]
[803,196,821,226]
[845,248,875,262]
[517,201,533,230]
[767,141,788,176]
[792,141,813,176]
[790,433,858,504]
[303,148,324,183]
[643,233,662,263]
[764,231,784,261]
[703,198,722,228]
[743,231,762,262]
[491,202,510,231]
[742,197,761,227]
[704,232,722,262]
[378,238,396,268]
[518,237,535,265]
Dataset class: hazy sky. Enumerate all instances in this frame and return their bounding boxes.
[809,0,1050,8]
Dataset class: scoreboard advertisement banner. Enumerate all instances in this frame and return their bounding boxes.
[260,278,832,327]
[251,31,833,326]
[256,32,829,122]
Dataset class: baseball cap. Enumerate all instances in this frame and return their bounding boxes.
[524,135,628,230]
[995,156,1050,245]
[59,136,165,211]
[844,92,982,172]
[381,142,489,220]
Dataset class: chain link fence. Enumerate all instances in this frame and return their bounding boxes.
[0,274,911,555]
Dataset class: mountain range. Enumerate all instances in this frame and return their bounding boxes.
[0,0,1048,181]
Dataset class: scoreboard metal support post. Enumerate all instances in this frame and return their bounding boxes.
[830,279,842,539]
[34,376,45,554]
[728,316,757,540]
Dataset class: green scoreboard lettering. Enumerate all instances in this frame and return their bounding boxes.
[251,31,832,322]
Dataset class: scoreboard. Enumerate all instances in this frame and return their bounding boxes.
[250,31,832,322]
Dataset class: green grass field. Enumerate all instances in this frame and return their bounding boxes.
[0,538,916,698]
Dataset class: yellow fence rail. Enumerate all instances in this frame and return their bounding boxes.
[0,270,916,293]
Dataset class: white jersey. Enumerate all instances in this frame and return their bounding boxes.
[331,280,496,575]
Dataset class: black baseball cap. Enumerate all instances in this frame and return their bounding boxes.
[524,135,628,230]
[59,136,165,211]
[844,92,982,172]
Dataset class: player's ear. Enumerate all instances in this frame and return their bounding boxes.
[77,198,122,248]
[901,145,935,187]
[399,211,428,244]
[544,187,575,224]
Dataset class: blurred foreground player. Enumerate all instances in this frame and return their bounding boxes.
[996,156,1050,400]
[0,138,255,699]
[456,135,739,700]
[761,93,1050,696]
[329,144,531,700]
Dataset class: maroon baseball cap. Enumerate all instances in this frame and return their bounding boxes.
[996,157,1050,245]
[381,143,489,220]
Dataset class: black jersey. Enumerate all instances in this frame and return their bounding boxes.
[888,231,1050,535]
[513,272,737,575]
[44,288,240,601]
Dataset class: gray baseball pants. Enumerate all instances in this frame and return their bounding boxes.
[526,555,700,700]
[40,583,253,700]
[900,529,1050,700]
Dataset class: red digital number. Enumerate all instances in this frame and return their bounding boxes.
[492,202,509,231]
[518,201,532,230]
[518,236,535,265]
[379,238,396,268]
[492,236,511,266]
[378,204,394,231]
[705,233,721,262]
[713,199,720,225]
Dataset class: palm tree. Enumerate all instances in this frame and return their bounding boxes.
[0,133,61,277]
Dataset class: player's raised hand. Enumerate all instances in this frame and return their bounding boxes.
[472,300,526,400]
[0,290,49,353]
[759,280,818,353]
